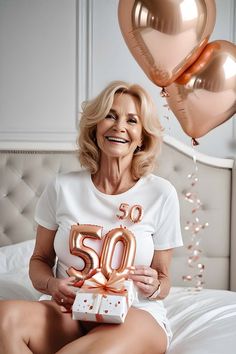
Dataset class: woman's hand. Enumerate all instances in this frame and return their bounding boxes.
[128,265,160,298]
[47,276,78,308]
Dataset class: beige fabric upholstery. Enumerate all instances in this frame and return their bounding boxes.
[0,143,234,290]
[0,151,80,245]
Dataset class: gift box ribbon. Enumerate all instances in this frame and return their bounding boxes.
[81,269,127,296]
[73,270,134,323]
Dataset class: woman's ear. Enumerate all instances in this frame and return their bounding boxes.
[139,136,143,148]
[134,145,143,154]
[92,128,97,143]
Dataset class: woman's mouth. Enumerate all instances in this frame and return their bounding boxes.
[105,136,129,144]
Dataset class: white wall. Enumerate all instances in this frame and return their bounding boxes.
[0,0,77,144]
[0,0,235,158]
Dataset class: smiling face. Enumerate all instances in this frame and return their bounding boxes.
[96,93,143,161]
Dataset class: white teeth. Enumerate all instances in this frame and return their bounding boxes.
[106,136,128,143]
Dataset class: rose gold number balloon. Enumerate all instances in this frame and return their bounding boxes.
[130,205,143,223]
[100,227,136,278]
[67,224,103,280]
[167,40,236,138]
[118,0,216,87]
[116,203,130,220]
[117,203,144,223]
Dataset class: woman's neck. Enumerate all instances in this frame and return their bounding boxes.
[92,155,137,195]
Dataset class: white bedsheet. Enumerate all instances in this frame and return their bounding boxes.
[165,288,236,353]
[1,240,236,353]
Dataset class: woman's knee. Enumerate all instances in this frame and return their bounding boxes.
[0,301,24,334]
[56,336,115,354]
[83,345,114,354]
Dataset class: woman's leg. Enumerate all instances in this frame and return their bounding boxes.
[56,307,168,354]
[0,300,83,354]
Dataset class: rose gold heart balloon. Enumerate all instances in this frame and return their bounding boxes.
[166,40,236,139]
[118,0,216,87]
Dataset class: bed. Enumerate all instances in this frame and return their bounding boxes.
[0,135,236,353]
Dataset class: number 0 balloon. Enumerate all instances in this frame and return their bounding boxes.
[100,227,136,278]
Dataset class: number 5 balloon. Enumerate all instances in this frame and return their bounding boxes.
[118,0,216,87]
[166,40,236,139]
[67,224,102,280]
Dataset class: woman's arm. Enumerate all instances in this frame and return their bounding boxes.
[29,225,57,294]
[29,225,76,306]
[129,249,173,300]
[150,249,173,299]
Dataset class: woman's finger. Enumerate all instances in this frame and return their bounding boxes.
[67,276,77,284]
[60,295,74,305]
[131,265,157,278]
[54,292,74,306]
[135,281,153,294]
[129,274,155,285]
[58,280,77,298]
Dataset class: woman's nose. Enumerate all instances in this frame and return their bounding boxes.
[113,118,126,132]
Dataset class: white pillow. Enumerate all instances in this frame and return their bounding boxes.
[0,240,43,300]
[0,268,42,300]
[0,239,35,273]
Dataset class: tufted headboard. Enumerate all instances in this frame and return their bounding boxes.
[0,136,235,291]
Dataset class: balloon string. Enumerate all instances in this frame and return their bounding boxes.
[182,142,208,291]
[163,103,171,135]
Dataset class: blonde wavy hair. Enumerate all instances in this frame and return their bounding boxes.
[78,81,163,179]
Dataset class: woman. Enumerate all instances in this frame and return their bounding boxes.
[0,81,182,354]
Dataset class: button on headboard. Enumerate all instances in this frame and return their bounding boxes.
[0,138,235,291]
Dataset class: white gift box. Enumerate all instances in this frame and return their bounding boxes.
[72,292,103,322]
[72,279,136,323]
[124,279,136,306]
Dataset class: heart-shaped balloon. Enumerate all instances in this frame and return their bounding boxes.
[166,40,236,139]
[118,0,216,87]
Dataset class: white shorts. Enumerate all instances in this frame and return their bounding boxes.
[132,295,172,348]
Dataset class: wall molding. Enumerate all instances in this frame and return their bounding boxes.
[232,0,236,42]
[77,0,88,112]
[77,0,93,119]
[0,131,77,143]
[0,141,77,151]
[0,134,234,168]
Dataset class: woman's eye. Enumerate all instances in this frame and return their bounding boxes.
[128,118,137,124]
[105,113,116,120]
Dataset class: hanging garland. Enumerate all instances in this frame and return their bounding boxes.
[182,142,209,290]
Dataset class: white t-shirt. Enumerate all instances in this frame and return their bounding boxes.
[35,170,183,338]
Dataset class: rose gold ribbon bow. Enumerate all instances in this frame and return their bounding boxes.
[82,269,127,295]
